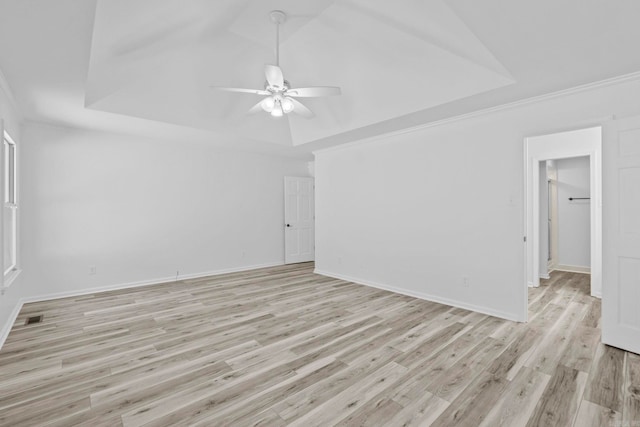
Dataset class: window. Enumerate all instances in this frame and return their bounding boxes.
[3,131,17,278]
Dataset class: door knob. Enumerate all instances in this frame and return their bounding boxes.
[286,224,291,227]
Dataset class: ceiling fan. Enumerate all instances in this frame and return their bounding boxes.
[210,10,341,119]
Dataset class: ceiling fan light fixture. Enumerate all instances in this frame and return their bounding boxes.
[210,9,340,120]
[270,102,284,117]
[261,96,275,112]
[281,97,294,113]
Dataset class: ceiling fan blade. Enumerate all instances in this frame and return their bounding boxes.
[210,86,270,95]
[286,86,341,98]
[247,99,266,115]
[265,65,285,89]
[289,98,315,119]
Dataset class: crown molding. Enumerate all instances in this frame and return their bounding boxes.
[313,71,640,156]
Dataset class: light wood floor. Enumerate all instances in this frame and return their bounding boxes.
[0,264,638,426]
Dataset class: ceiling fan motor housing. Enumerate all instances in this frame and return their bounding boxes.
[265,80,290,92]
[270,10,287,24]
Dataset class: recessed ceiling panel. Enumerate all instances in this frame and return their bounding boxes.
[85,0,515,146]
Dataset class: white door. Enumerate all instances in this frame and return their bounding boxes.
[284,176,315,264]
[602,115,640,354]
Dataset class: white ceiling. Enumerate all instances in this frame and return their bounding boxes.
[1,0,640,158]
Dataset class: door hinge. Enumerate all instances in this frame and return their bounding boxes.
[524,236,527,242]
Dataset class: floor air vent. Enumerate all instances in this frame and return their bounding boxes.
[25,315,44,325]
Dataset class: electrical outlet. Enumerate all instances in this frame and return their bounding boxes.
[89,265,97,275]
[462,276,470,288]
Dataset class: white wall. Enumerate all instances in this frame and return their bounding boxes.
[18,123,309,301]
[0,72,24,344]
[557,156,591,270]
[315,76,640,322]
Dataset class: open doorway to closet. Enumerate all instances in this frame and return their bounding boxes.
[524,126,602,320]
[542,157,592,278]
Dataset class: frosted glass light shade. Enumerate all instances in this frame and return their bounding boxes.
[281,97,294,113]
[271,103,283,117]
[261,96,275,112]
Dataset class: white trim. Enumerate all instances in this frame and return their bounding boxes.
[314,269,523,323]
[20,262,283,304]
[555,264,591,274]
[3,130,19,280]
[539,273,551,280]
[1,269,21,292]
[0,120,3,289]
[176,262,281,280]
[313,71,640,156]
[0,298,23,350]
[0,261,282,350]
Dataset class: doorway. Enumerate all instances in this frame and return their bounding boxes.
[284,176,315,264]
[541,157,592,277]
[524,126,602,319]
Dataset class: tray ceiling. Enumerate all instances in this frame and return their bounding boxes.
[85,0,514,147]
[2,0,640,157]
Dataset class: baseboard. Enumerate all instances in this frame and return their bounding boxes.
[0,299,24,350]
[20,262,284,305]
[0,261,283,350]
[176,262,283,281]
[539,273,551,280]
[314,269,523,322]
[555,264,591,274]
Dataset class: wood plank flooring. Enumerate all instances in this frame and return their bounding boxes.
[0,264,638,426]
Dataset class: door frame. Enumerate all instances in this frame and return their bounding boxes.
[284,176,315,264]
[524,126,603,314]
